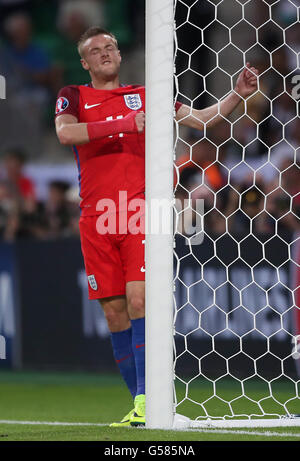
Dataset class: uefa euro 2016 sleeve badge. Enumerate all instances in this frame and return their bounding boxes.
[55,96,69,115]
[124,94,142,111]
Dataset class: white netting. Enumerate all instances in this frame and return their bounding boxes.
[173,0,300,424]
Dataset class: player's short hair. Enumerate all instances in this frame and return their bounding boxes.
[77,27,119,57]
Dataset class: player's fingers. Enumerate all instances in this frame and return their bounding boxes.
[249,72,258,80]
[250,67,259,75]
[248,74,257,81]
[245,69,256,78]
[135,113,145,132]
[136,112,145,121]
[136,113,145,124]
[246,70,258,82]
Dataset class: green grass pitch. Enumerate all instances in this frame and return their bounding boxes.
[0,370,300,441]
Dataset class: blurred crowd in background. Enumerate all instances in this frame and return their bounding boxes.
[0,0,299,241]
[174,0,300,240]
[0,0,144,241]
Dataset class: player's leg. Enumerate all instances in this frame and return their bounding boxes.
[119,229,146,426]
[126,280,146,426]
[79,216,138,426]
[99,295,137,400]
[99,295,139,427]
[126,280,145,396]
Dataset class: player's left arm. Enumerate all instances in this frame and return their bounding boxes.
[176,62,258,130]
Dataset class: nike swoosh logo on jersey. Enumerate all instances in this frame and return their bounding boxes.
[84,103,101,109]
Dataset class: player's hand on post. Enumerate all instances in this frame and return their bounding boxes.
[122,111,145,134]
[135,111,145,133]
[234,62,258,99]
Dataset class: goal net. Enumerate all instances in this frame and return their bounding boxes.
[173,0,300,428]
[145,0,300,429]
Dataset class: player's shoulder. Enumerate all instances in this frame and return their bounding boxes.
[55,85,81,117]
[57,84,80,96]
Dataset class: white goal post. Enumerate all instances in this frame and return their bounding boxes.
[145,0,300,430]
[145,0,174,429]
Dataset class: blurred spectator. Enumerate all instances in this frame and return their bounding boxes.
[43,180,79,239]
[0,12,55,156]
[0,180,19,240]
[11,196,46,241]
[266,158,300,236]
[105,0,135,49]
[175,139,226,236]
[1,12,52,94]
[54,0,105,86]
[57,0,104,31]
[0,148,45,241]
[0,148,81,241]
[66,188,81,238]
[0,179,45,242]
[175,138,223,196]
[0,174,80,241]
[272,85,296,125]
[0,0,31,31]
[2,148,36,201]
[226,180,270,238]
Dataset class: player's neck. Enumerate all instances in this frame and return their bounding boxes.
[91,76,120,91]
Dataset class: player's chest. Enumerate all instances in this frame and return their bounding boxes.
[78,91,145,123]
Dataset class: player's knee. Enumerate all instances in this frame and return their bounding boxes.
[104,309,128,332]
[127,294,145,319]
[100,297,129,331]
[104,309,117,330]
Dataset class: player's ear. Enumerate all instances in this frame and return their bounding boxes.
[81,58,90,71]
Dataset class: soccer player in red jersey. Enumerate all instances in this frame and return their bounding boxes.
[55,27,258,427]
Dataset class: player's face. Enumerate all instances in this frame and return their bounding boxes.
[80,34,121,80]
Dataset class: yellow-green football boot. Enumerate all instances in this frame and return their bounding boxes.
[109,408,135,427]
[130,394,145,427]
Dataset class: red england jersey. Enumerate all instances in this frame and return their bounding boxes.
[55,84,146,216]
[55,84,182,217]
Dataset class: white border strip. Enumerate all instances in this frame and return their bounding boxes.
[191,428,300,438]
[0,420,107,427]
[0,420,300,438]
[191,418,300,428]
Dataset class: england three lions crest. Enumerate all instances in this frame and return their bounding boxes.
[88,274,98,291]
[124,94,142,111]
